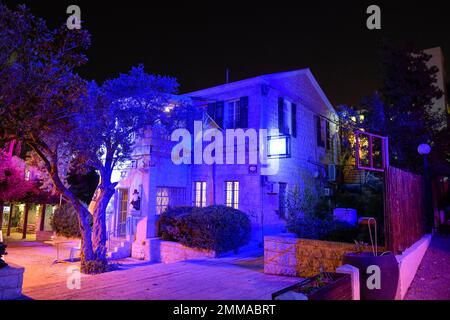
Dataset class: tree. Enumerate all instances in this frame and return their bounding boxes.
[0,156,38,227]
[0,4,99,272]
[376,42,444,173]
[74,65,196,268]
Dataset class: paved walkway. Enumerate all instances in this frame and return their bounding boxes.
[405,235,450,300]
[5,240,300,300]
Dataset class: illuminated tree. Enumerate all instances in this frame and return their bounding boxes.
[0,4,98,272]
[74,66,195,267]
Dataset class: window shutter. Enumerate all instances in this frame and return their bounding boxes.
[215,101,224,128]
[207,102,216,120]
[326,121,331,150]
[239,96,249,128]
[291,103,297,137]
[278,97,284,134]
[315,115,324,147]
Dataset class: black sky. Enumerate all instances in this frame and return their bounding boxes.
[4,0,450,106]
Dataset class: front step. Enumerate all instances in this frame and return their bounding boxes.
[107,238,132,260]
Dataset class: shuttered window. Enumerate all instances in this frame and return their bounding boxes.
[292,103,297,138]
[315,115,325,147]
[278,97,296,136]
[207,101,224,128]
[326,120,331,150]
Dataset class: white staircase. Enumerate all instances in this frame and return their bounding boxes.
[107,237,132,260]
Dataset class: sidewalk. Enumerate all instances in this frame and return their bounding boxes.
[405,235,450,300]
[6,240,299,300]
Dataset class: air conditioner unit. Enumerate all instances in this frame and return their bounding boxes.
[328,164,337,182]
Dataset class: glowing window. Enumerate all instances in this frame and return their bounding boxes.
[156,187,186,215]
[194,182,207,207]
[225,181,239,209]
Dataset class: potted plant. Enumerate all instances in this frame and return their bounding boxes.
[272,272,352,300]
[343,218,399,300]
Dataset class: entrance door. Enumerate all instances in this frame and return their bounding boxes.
[117,189,128,237]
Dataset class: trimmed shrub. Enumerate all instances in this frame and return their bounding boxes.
[287,214,358,243]
[158,206,198,241]
[51,203,91,238]
[159,205,251,253]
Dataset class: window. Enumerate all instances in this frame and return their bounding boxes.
[194,182,207,207]
[326,121,331,150]
[156,187,186,215]
[315,115,325,147]
[117,189,128,236]
[279,183,287,219]
[278,98,296,136]
[225,181,239,209]
[226,99,241,129]
[283,100,292,135]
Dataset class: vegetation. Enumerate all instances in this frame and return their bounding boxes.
[350,42,446,174]
[51,203,92,238]
[159,205,251,254]
[0,4,197,273]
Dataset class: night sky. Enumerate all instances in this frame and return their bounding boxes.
[4,0,450,106]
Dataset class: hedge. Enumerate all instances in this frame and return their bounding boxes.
[159,205,251,253]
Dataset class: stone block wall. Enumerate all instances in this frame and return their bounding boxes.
[264,234,359,277]
[0,263,24,300]
[132,238,216,263]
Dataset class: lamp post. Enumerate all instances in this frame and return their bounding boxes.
[418,144,434,232]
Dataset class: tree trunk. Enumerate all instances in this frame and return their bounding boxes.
[90,183,116,267]
[0,201,4,232]
[39,204,46,231]
[73,202,97,272]
[22,203,29,239]
[7,203,14,236]
[27,142,101,273]
[48,172,97,273]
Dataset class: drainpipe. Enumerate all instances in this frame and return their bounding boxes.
[212,163,216,205]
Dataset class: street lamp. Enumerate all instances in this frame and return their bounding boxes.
[418,143,434,232]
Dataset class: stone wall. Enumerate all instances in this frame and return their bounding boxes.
[132,238,216,263]
[0,263,24,300]
[264,234,359,277]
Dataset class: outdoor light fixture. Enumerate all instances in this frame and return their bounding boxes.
[417,143,431,155]
[267,134,291,159]
[418,143,433,231]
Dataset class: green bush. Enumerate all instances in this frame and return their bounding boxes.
[51,203,91,238]
[159,205,251,253]
[287,213,358,243]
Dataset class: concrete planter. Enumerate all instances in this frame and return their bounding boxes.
[272,273,352,300]
[0,263,24,300]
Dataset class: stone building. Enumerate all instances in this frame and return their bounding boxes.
[104,69,339,259]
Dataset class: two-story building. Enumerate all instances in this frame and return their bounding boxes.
[105,69,339,259]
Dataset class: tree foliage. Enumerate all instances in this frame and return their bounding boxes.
[0,156,37,202]
[353,43,445,173]
[0,3,98,272]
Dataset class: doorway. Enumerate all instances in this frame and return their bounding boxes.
[116,188,128,237]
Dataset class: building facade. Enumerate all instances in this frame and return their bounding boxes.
[105,69,339,258]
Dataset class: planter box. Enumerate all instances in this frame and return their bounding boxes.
[272,273,352,300]
[0,263,24,300]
